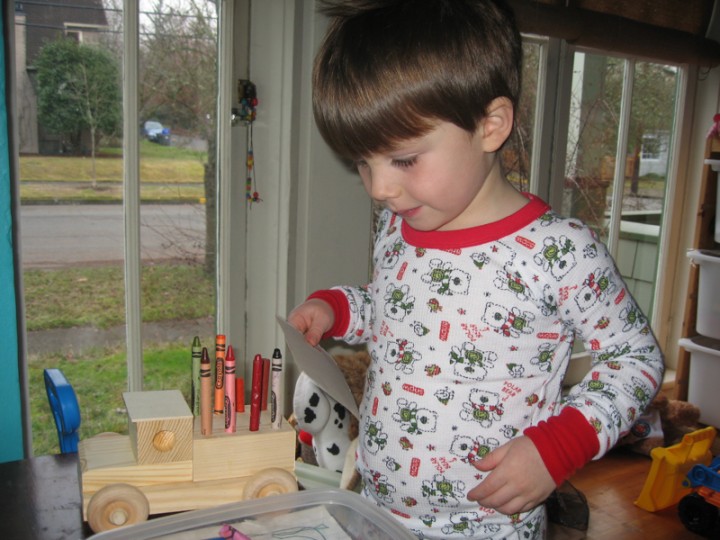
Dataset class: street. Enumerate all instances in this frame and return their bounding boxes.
[19,204,206,268]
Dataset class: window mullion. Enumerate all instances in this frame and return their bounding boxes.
[607,59,635,254]
[123,0,143,391]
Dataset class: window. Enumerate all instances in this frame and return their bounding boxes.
[518,38,684,373]
[16,0,222,456]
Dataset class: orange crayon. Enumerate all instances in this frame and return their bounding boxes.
[214,334,226,415]
[200,347,212,436]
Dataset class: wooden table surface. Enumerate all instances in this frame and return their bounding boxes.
[0,453,84,539]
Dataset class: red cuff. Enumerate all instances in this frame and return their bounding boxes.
[307,289,351,339]
[524,407,599,486]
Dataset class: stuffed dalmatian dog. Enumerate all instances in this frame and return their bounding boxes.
[293,371,353,474]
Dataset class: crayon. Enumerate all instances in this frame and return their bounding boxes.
[218,524,252,540]
[236,377,245,412]
[261,357,270,411]
[225,345,236,433]
[271,348,283,429]
[249,354,263,431]
[214,334,226,415]
[200,347,213,436]
[191,336,202,416]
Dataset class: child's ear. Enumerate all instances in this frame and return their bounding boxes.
[479,97,514,153]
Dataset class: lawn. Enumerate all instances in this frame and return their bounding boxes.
[26,262,216,455]
[21,142,217,455]
[19,140,207,203]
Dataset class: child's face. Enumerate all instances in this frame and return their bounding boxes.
[355,121,498,231]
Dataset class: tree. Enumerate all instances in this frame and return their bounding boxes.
[35,38,121,187]
[139,0,219,273]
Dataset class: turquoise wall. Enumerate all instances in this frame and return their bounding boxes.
[0,7,25,463]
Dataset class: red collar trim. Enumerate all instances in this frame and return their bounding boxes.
[400,193,551,249]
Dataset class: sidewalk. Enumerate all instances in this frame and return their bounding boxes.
[25,317,215,359]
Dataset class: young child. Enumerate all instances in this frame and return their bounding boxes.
[288,1,664,538]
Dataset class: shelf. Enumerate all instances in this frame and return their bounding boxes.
[705,159,720,172]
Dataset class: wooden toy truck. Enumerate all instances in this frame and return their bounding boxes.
[79,390,297,533]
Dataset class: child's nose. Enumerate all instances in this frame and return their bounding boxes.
[369,172,400,201]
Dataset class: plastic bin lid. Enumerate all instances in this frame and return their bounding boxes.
[679,335,720,356]
[90,488,415,540]
[687,249,720,263]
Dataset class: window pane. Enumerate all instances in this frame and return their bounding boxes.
[16,0,129,455]
[503,40,542,192]
[138,0,217,394]
[561,51,678,319]
[17,0,220,456]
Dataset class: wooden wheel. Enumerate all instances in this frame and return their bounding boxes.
[87,483,150,533]
[242,468,298,500]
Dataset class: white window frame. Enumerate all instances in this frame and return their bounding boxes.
[528,37,690,376]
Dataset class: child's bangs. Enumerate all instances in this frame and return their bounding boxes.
[314,80,436,161]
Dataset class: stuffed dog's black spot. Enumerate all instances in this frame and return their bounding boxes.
[333,403,346,429]
[327,443,341,456]
[309,392,321,407]
[303,407,317,424]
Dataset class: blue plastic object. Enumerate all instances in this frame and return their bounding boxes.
[43,368,81,453]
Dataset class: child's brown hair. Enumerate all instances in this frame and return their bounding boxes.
[313,0,522,160]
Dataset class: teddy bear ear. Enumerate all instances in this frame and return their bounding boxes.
[293,372,331,433]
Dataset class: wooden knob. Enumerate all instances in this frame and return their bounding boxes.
[152,430,175,452]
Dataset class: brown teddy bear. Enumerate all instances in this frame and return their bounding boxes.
[620,393,702,455]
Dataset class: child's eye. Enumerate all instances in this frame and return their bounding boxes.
[392,156,417,169]
[354,159,369,170]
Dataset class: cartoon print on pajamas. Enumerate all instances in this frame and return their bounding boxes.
[441,511,484,537]
[421,258,471,295]
[382,238,406,269]
[470,251,490,270]
[384,283,415,321]
[363,418,388,455]
[493,265,531,302]
[392,397,439,435]
[460,389,504,428]
[623,375,656,411]
[449,342,496,380]
[619,302,649,332]
[574,267,617,312]
[531,343,556,373]
[482,302,535,338]
[534,235,576,281]
[421,474,466,507]
[385,338,422,374]
[365,469,396,503]
[449,434,500,463]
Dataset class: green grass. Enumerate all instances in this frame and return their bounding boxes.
[21,145,216,455]
[24,263,214,331]
[26,262,216,456]
[30,344,195,457]
[19,140,208,203]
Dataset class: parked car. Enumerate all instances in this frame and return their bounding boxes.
[143,120,171,145]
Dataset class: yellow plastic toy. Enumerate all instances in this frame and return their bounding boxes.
[635,425,717,512]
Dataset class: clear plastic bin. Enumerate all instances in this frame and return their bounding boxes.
[687,250,720,340]
[679,335,720,428]
[90,488,415,539]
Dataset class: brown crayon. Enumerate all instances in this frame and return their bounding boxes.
[214,334,226,415]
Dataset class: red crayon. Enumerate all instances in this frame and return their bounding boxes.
[214,334,226,415]
[200,347,212,436]
[225,345,236,433]
[261,357,271,411]
[249,354,263,431]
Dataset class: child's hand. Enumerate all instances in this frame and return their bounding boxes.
[467,436,555,516]
[287,299,335,346]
